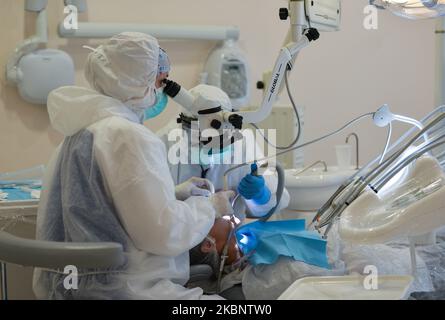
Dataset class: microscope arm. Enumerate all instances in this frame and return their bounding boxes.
[225,28,319,125]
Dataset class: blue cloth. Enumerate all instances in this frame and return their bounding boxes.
[235,219,330,269]
[237,164,271,205]
[1,188,31,201]
[0,187,40,201]
[0,179,40,187]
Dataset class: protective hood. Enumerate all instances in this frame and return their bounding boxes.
[47,86,140,136]
[84,32,160,118]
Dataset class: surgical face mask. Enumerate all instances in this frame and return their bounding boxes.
[193,144,233,166]
[207,145,234,166]
[208,144,233,156]
[144,88,168,121]
[199,130,235,165]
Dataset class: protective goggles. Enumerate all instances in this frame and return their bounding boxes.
[158,47,170,74]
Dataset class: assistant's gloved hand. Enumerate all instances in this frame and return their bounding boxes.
[175,177,215,201]
[210,190,236,218]
[237,163,271,205]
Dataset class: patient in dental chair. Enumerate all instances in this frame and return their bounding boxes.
[188,218,243,289]
[188,217,343,299]
[189,216,267,300]
[189,218,437,300]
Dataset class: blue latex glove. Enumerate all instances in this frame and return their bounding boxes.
[237,163,271,205]
[236,230,258,255]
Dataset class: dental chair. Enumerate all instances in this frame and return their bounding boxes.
[0,230,243,300]
[0,230,124,300]
[187,265,246,300]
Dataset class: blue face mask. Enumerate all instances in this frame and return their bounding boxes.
[208,144,233,156]
[144,90,168,121]
[198,144,233,166]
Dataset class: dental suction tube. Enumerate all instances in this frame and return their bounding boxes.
[361,113,445,192]
[223,112,374,190]
[315,109,445,233]
[315,106,445,223]
[317,136,445,234]
[314,106,445,230]
[375,135,445,191]
[222,112,375,225]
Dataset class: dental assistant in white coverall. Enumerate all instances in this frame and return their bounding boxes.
[33,32,231,300]
[158,84,290,220]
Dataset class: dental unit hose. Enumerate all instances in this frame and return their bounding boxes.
[223,112,374,221]
[229,162,285,222]
[252,68,302,150]
[315,112,445,232]
[223,112,374,191]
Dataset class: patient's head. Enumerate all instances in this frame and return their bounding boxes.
[189,217,241,277]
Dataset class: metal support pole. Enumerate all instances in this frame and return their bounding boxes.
[1,262,8,300]
[436,18,445,106]
[409,238,417,277]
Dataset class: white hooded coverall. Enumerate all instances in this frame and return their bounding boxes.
[33,33,219,300]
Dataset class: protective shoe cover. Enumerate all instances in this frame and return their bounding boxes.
[84,32,159,119]
[33,86,219,300]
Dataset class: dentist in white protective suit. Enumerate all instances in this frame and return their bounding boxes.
[33,32,232,300]
[158,84,290,220]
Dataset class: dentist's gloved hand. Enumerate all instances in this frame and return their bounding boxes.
[237,163,271,205]
[210,190,236,218]
[175,177,215,201]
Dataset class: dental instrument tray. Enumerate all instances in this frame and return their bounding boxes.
[0,166,44,203]
[278,275,413,300]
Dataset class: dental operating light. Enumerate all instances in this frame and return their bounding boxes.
[371,0,445,19]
